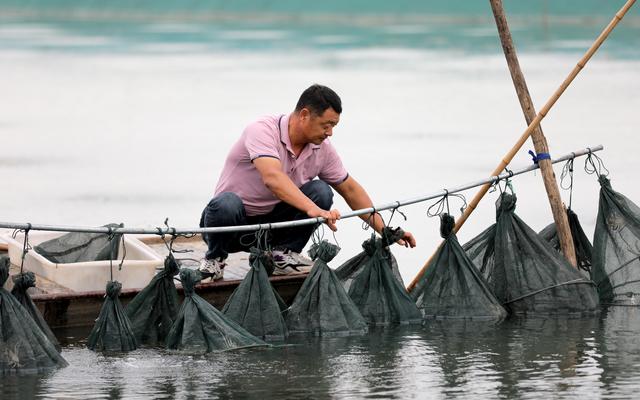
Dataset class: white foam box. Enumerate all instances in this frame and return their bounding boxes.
[5,231,163,292]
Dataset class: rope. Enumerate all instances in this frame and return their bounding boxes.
[107,226,115,282]
[502,278,595,305]
[584,148,609,177]
[560,156,576,209]
[18,223,32,274]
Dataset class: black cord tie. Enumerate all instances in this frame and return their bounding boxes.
[584,150,609,178]
[19,223,32,274]
[362,207,378,231]
[388,202,407,226]
[560,157,576,210]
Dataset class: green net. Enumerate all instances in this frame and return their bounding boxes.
[0,256,68,373]
[34,223,122,263]
[539,208,593,276]
[125,254,180,346]
[341,228,422,325]
[412,214,507,320]
[463,193,599,315]
[222,248,288,341]
[592,176,640,305]
[286,240,368,336]
[87,280,138,352]
[166,268,267,353]
[10,271,61,352]
[335,227,405,292]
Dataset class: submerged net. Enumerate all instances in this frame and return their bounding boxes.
[0,256,68,373]
[11,271,61,351]
[463,193,599,315]
[166,268,267,352]
[222,248,288,341]
[286,240,368,336]
[341,228,422,325]
[412,214,507,320]
[34,223,122,263]
[87,281,138,352]
[539,208,593,276]
[125,254,181,346]
[592,176,640,305]
[335,228,405,292]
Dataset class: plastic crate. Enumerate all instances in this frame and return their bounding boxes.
[5,231,163,292]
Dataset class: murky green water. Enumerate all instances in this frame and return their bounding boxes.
[2,1,640,398]
[3,307,640,399]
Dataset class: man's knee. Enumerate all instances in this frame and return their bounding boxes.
[203,192,245,225]
[301,180,334,210]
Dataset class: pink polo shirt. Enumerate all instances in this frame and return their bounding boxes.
[214,114,349,216]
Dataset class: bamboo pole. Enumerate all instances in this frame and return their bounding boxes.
[489,0,577,267]
[407,0,636,292]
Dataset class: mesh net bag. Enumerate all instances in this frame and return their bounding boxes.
[166,268,267,353]
[592,175,640,305]
[34,223,122,263]
[222,248,288,341]
[285,240,368,336]
[463,193,599,315]
[125,254,181,346]
[412,214,507,320]
[342,228,422,325]
[539,208,593,277]
[87,280,138,352]
[11,271,61,351]
[0,256,68,373]
[335,227,405,292]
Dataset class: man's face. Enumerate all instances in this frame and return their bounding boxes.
[301,107,340,145]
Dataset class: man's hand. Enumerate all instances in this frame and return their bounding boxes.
[396,231,417,248]
[307,207,341,231]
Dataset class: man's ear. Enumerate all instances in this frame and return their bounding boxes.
[299,108,311,121]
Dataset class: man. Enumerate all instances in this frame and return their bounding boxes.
[199,84,416,279]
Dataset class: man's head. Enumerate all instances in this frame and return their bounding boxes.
[293,84,341,145]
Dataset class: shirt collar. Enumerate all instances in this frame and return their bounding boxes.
[279,113,321,158]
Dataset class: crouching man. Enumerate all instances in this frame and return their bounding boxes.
[199,84,416,279]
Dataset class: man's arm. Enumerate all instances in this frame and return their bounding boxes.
[253,157,340,230]
[333,176,417,248]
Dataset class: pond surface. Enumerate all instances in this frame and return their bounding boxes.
[3,307,640,399]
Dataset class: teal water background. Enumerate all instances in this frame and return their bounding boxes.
[1,1,640,398]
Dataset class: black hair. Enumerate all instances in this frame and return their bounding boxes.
[295,84,342,115]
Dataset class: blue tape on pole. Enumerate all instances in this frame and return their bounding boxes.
[528,150,551,164]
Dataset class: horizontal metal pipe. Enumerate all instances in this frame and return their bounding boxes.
[0,145,602,236]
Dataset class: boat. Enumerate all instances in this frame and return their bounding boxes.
[0,234,308,336]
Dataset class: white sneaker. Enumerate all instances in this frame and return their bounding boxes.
[272,250,312,276]
[198,258,225,281]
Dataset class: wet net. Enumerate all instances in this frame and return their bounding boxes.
[340,228,422,325]
[286,240,368,336]
[165,268,267,352]
[539,208,593,277]
[0,256,68,373]
[34,223,123,263]
[463,193,599,315]
[222,248,288,341]
[412,214,507,320]
[87,280,138,352]
[11,271,61,351]
[592,175,640,305]
[335,227,405,292]
[125,254,181,346]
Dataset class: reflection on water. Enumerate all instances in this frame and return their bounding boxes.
[3,309,640,398]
